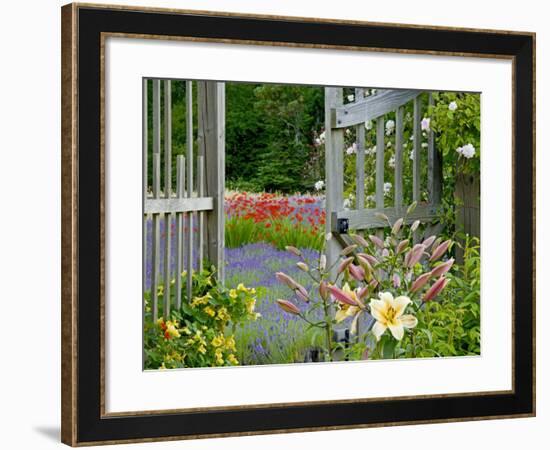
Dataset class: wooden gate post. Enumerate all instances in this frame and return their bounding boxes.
[197,81,226,281]
[455,172,480,263]
[324,87,344,278]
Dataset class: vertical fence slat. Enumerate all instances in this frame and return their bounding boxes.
[394,106,404,209]
[324,87,344,279]
[413,96,421,202]
[175,155,185,309]
[153,80,161,156]
[198,81,226,281]
[427,93,442,205]
[355,88,365,210]
[163,80,172,317]
[150,80,161,322]
[375,116,385,209]
[151,153,161,322]
[197,155,205,273]
[185,81,194,303]
[142,78,148,314]
[412,96,422,242]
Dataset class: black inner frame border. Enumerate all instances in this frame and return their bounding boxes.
[75,5,534,444]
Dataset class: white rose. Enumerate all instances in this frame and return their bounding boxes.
[461,143,476,159]
[421,117,431,131]
[385,120,395,135]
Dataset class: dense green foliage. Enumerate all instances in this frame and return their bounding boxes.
[146,81,324,193]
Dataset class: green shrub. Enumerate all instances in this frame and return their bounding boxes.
[144,268,260,369]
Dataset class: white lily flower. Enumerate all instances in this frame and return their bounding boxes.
[369,292,418,341]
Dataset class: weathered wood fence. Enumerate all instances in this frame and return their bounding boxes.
[143,79,225,322]
[324,87,443,273]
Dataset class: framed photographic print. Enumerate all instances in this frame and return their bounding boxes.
[61,2,536,446]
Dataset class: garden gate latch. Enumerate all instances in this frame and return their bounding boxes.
[336,218,349,234]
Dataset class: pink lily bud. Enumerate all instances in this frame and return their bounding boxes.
[430,258,455,278]
[276,299,301,315]
[393,273,401,288]
[296,262,309,272]
[411,220,420,232]
[406,244,426,268]
[355,255,373,281]
[351,234,369,247]
[295,289,309,303]
[358,253,379,267]
[391,218,404,235]
[396,239,409,254]
[374,212,389,223]
[369,279,379,289]
[295,283,309,301]
[407,201,418,214]
[356,254,372,270]
[430,239,452,262]
[275,272,298,290]
[381,249,390,258]
[327,285,358,306]
[431,237,442,252]
[422,235,436,248]
[423,276,450,302]
[410,272,432,293]
[340,244,358,256]
[285,246,302,257]
[357,286,369,300]
[338,256,354,274]
[319,281,329,300]
[368,234,385,249]
[348,263,366,281]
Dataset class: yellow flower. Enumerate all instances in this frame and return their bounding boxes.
[198,345,207,354]
[157,285,164,296]
[203,306,216,317]
[217,307,230,322]
[159,362,167,370]
[212,335,224,347]
[237,283,247,292]
[215,348,224,365]
[229,289,238,299]
[224,335,236,352]
[369,292,418,341]
[165,320,181,338]
[246,298,257,314]
[227,354,239,365]
[181,327,192,335]
[191,293,212,307]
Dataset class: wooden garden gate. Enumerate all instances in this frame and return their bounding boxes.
[324,87,443,273]
[143,79,225,322]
